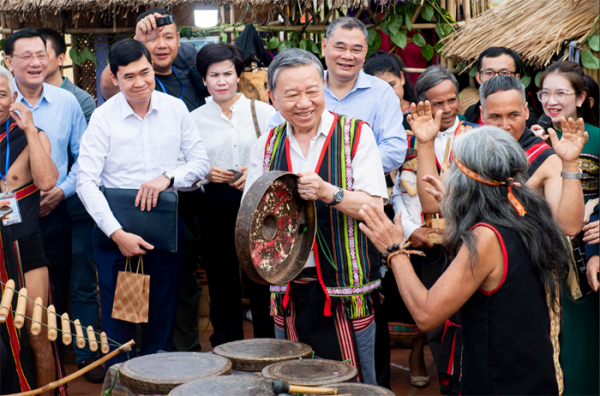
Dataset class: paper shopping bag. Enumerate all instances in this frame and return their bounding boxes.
[111,256,150,323]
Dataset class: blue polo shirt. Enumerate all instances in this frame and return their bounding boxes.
[15,81,87,199]
[268,70,407,173]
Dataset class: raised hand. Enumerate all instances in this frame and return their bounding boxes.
[358,203,405,254]
[9,102,36,134]
[406,101,443,144]
[548,117,589,163]
[133,13,165,44]
[423,174,445,203]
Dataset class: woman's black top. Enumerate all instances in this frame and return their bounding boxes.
[460,222,562,395]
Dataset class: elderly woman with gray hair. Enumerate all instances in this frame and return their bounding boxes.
[359,126,572,395]
[244,48,388,385]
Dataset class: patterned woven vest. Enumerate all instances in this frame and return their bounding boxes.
[263,112,382,320]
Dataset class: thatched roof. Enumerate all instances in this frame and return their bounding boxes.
[441,0,599,69]
[0,0,225,14]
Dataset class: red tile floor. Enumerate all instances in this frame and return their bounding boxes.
[64,320,442,395]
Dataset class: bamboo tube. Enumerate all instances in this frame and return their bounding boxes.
[47,304,57,342]
[61,313,72,345]
[14,288,27,329]
[463,0,472,20]
[87,326,98,352]
[31,297,43,335]
[0,279,15,322]
[74,319,85,349]
[100,332,109,354]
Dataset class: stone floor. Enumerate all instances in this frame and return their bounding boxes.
[64,320,442,395]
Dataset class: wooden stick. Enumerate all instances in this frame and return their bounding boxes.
[288,384,338,394]
[30,297,43,335]
[87,326,98,352]
[14,288,27,329]
[47,305,57,342]
[5,339,135,396]
[74,319,85,349]
[100,332,109,354]
[61,313,72,345]
[0,279,15,322]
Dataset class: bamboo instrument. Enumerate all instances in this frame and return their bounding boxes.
[0,279,15,322]
[100,332,110,354]
[30,297,43,335]
[87,326,98,352]
[47,304,57,341]
[14,288,27,329]
[61,313,72,345]
[74,319,85,349]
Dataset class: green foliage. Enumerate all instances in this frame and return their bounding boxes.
[69,46,98,66]
[412,32,426,47]
[380,19,390,36]
[435,41,444,53]
[404,10,413,31]
[422,45,434,61]
[421,4,434,22]
[582,49,600,69]
[179,27,192,40]
[0,39,5,52]
[220,33,228,42]
[278,40,297,51]
[266,37,280,50]
[391,29,408,50]
[468,65,479,77]
[520,74,531,88]
[389,14,404,35]
[588,35,599,52]
[367,29,381,50]
[534,71,543,88]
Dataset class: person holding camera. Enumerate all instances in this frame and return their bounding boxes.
[77,39,209,367]
[190,43,275,346]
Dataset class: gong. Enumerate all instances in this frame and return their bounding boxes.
[212,338,313,371]
[261,359,358,386]
[170,375,274,396]
[236,171,317,285]
[305,382,396,396]
[119,352,232,394]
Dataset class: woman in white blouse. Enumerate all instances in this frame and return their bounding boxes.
[191,43,275,347]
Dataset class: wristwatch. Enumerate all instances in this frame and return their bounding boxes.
[327,187,344,206]
[560,170,583,179]
[162,171,175,187]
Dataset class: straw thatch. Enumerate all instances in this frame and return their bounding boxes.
[440,0,599,69]
[0,0,225,14]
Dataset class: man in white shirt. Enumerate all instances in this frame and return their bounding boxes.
[76,39,209,366]
[244,48,387,385]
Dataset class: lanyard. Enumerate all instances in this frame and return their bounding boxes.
[155,67,185,100]
[0,120,10,193]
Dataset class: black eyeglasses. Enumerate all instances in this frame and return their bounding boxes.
[479,69,516,79]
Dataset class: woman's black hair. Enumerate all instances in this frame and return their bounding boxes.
[364,50,419,104]
[108,39,152,77]
[585,75,599,127]
[196,42,245,79]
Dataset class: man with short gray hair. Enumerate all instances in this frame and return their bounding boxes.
[479,75,585,236]
[244,48,388,385]
[268,17,407,174]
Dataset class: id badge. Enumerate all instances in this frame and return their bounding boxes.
[0,192,22,226]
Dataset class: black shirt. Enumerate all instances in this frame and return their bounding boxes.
[155,67,207,112]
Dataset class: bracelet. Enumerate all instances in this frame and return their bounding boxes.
[381,238,426,266]
[560,170,582,179]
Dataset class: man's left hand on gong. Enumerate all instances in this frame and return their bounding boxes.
[297,170,337,202]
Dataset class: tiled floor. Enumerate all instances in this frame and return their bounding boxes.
[64,320,442,395]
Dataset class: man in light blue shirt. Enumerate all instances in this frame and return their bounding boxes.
[268,17,407,173]
[4,29,87,351]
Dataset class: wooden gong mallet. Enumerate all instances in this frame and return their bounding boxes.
[272,380,338,395]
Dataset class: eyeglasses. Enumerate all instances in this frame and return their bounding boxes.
[11,53,48,63]
[331,45,366,55]
[479,69,516,79]
[537,90,575,103]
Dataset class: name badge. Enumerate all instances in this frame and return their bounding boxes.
[0,192,22,226]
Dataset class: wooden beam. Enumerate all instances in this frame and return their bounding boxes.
[220,21,465,33]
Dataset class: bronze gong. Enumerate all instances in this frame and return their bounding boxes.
[213,338,313,371]
[236,171,317,285]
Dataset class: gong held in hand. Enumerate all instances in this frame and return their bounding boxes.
[236,171,317,285]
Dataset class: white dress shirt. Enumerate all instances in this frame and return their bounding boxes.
[434,116,460,166]
[244,110,388,268]
[77,91,210,238]
[191,94,276,172]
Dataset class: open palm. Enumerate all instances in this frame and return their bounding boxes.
[548,117,589,163]
[406,101,443,144]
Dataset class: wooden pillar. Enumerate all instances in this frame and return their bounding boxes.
[462,0,472,20]
[229,6,235,41]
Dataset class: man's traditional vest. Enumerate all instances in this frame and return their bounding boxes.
[264,112,382,320]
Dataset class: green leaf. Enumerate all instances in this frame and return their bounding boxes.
[421,4,434,22]
[367,29,378,46]
[412,32,426,47]
[435,41,444,53]
[310,41,321,55]
[235,30,240,38]
[220,33,228,42]
[69,47,81,65]
[582,49,600,69]
[81,47,98,65]
[422,44,434,61]
[289,32,297,41]
[405,11,413,31]
[534,71,543,88]
[380,19,390,36]
[179,27,191,40]
[469,65,479,77]
[438,8,456,24]
[588,35,599,52]
[278,40,297,51]
[299,39,308,50]
[390,30,408,50]
[267,37,280,50]
[0,39,5,52]
[520,74,532,88]
[368,31,381,52]
[435,24,444,38]
[389,14,403,35]
[443,24,453,36]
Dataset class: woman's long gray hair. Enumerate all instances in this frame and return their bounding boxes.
[441,126,569,310]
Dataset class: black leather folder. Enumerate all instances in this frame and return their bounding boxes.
[97,187,178,253]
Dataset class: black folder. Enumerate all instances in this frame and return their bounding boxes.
[97,187,178,253]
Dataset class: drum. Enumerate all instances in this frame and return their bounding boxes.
[305,382,395,396]
[236,171,317,285]
[170,375,274,396]
[213,338,313,371]
[119,352,232,394]
[261,359,358,386]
